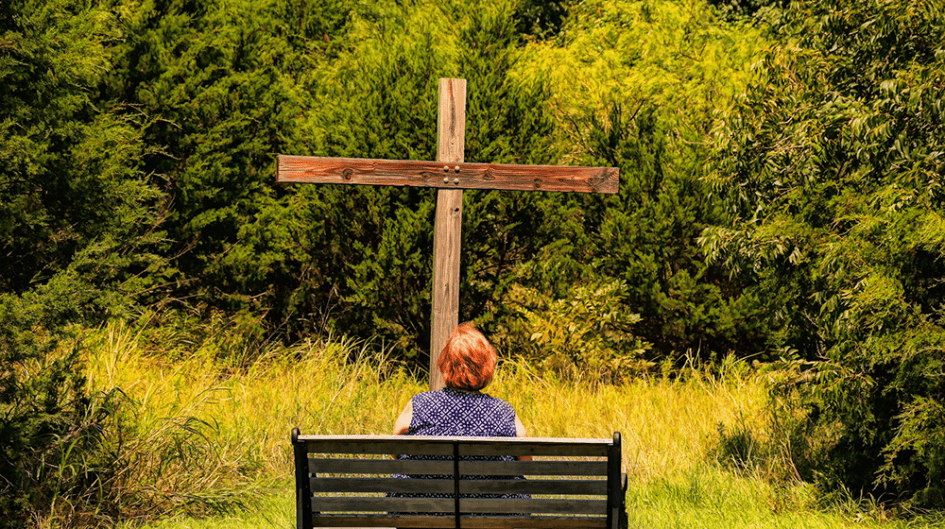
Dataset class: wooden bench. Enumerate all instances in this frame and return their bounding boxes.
[292,428,627,529]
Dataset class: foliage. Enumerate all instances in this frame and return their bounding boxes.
[0,1,168,526]
[511,0,771,360]
[701,0,945,506]
[493,269,653,382]
[101,0,333,338]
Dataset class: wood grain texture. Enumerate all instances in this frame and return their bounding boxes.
[309,477,606,495]
[298,434,613,445]
[457,460,607,476]
[430,78,467,392]
[430,188,462,391]
[437,78,466,164]
[459,478,606,496]
[311,496,606,515]
[310,514,607,528]
[308,458,453,475]
[299,434,613,456]
[315,496,452,513]
[460,498,606,515]
[293,431,625,529]
[307,457,606,476]
[277,155,619,194]
[310,477,454,494]
[302,438,454,455]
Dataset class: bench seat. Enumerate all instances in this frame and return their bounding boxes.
[292,430,627,529]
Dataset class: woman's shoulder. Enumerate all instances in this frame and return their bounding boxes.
[415,388,516,410]
[409,390,438,404]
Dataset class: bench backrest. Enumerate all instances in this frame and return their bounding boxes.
[292,429,624,529]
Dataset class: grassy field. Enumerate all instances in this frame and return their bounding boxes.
[77,323,942,529]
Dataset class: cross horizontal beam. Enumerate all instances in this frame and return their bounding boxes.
[277,155,619,194]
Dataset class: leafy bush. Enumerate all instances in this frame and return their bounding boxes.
[701,0,945,506]
[511,0,773,362]
[492,267,653,382]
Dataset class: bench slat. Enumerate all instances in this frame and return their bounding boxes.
[459,443,608,457]
[303,438,609,457]
[310,514,607,528]
[298,434,611,446]
[311,477,453,494]
[315,496,452,513]
[461,498,606,515]
[458,460,607,476]
[312,497,606,515]
[309,458,452,475]
[461,479,606,495]
[310,477,607,495]
[293,430,625,529]
[309,458,607,476]
[305,439,453,456]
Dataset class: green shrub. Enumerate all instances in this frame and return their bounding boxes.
[492,267,653,382]
[702,0,945,506]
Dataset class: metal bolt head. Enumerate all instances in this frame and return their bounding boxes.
[443,165,450,172]
[454,178,460,184]
[443,177,449,183]
[454,165,460,172]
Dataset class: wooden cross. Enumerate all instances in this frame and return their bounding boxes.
[277,78,618,390]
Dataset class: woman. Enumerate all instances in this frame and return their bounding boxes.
[388,323,529,511]
[392,323,529,448]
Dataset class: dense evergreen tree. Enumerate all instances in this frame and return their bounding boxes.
[0,1,166,525]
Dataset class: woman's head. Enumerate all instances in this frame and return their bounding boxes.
[437,323,497,391]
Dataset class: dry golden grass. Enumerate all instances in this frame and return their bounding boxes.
[85,322,765,485]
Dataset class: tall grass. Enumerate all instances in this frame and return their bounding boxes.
[78,322,944,529]
[85,323,762,485]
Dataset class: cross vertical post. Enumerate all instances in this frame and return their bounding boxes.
[430,78,466,391]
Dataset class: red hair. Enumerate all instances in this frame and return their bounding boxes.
[437,324,497,391]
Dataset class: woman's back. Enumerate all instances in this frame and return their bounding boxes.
[408,387,516,437]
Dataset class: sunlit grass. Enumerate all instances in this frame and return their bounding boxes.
[83,322,944,529]
[85,322,763,485]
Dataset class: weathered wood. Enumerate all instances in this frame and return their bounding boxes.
[457,460,607,476]
[315,496,453,513]
[277,79,619,389]
[310,476,607,495]
[310,515,608,529]
[295,432,625,529]
[308,458,453,475]
[461,498,606,515]
[308,457,607,476]
[459,478,607,496]
[311,497,607,516]
[302,437,454,455]
[277,156,619,194]
[311,477,454,494]
[311,515,455,529]
[298,434,612,447]
[301,434,610,457]
[431,78,466,391]
[458,442,608,457]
